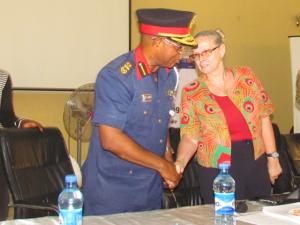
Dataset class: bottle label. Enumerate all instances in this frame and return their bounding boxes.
[59,208,82,225]
[214,192,235,215]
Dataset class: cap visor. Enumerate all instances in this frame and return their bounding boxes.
[170,35,198,47]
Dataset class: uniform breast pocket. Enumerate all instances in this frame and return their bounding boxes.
[126,96,154,130]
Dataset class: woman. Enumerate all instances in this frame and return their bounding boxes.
[175,30,282,203]
[0,68,43,220]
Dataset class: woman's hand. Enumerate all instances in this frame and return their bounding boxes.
[174,135,198,175]
[267,157,282,184]
[174,160,185,174]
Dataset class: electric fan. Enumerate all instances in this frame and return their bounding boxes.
[63,83,95,164]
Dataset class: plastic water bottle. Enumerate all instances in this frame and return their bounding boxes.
[213,162,236,225]
[58,174,83,225]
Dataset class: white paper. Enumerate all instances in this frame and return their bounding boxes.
[262,202,300,224]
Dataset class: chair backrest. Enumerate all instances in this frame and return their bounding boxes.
[0,127,74,218]
[271,132,300,197]
[272,124,294,194]
[282,133,300,179]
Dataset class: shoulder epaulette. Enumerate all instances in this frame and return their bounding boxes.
[120,61,133,75]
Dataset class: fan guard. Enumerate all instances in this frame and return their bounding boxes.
[63,83,95,164]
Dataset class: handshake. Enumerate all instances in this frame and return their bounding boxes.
[160,157,186,190]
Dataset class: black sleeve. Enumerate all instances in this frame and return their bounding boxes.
[0,76,18,127]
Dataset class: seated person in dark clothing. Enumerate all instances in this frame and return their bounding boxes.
[0,69,43,220]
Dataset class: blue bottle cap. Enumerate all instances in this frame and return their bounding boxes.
[218,162,230,170]
[65,174,77,183]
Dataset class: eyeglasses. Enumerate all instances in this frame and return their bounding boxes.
[192,45,220,60]
[163,38,183,52]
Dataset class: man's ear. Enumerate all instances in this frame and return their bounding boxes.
[152,36,163,48]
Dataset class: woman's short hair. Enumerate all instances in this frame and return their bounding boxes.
[194,29,225,45]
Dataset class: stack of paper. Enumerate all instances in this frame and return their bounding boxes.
[262,202,300,224]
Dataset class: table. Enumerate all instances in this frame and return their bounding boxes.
[0,204,249,225]
[0,202,299,225]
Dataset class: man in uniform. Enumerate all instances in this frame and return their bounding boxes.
[82,8,197,215]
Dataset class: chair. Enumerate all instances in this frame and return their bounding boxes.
[280,133,300,198]
[0,127,74,219]
[256,132,300,205]
[272,124,294,195]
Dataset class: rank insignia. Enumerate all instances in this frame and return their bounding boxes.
[141,93,152,103]
[120,61,132,74]
[167,89,176,97]
[138,62,148,77]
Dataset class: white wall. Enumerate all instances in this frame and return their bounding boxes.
[0,0,129,89]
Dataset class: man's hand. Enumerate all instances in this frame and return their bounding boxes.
[160,160,181,189]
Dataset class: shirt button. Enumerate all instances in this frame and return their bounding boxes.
[159,139,163,143]
[158,119,162,123]
[144,110,148,115]
[128,170,133,174]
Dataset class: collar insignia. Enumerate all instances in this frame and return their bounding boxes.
[138,62,149,77]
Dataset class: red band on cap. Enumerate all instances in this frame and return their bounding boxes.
[139,23,189,36]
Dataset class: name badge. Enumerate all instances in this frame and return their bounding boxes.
[141,94,152,103]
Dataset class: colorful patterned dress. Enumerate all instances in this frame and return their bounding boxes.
[180,67,274,168]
